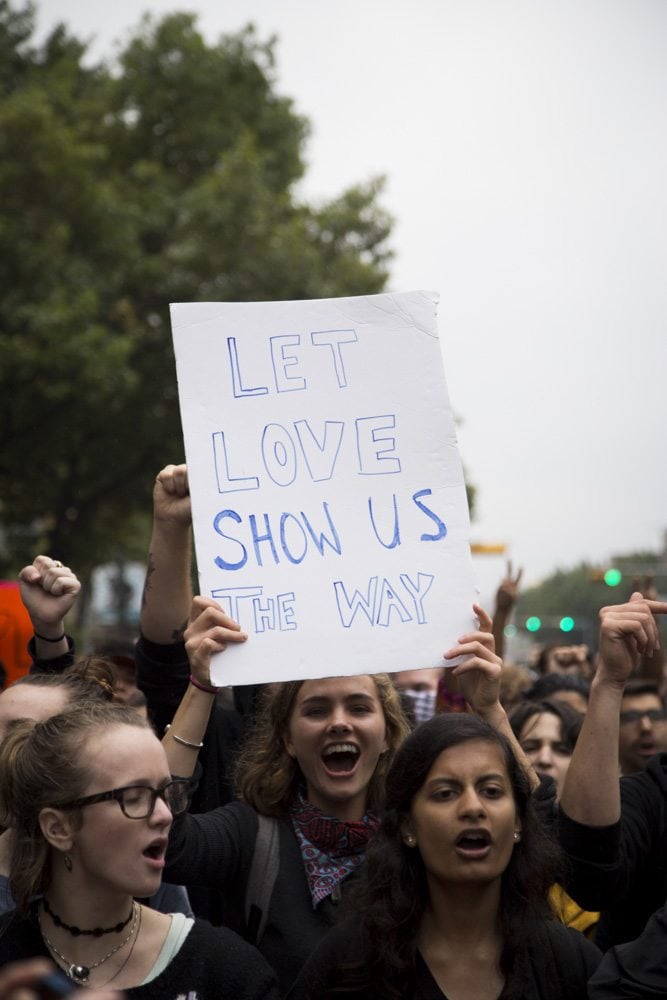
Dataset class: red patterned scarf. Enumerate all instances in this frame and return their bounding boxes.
[289,789,379,908]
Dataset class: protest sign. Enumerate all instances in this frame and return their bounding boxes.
[171,291,477,685]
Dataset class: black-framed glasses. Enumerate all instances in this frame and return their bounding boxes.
[619,708,666,726]
[59,779,190,819]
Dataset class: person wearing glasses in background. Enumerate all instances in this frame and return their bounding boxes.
[617,678,667,775]
[0,702,278,999]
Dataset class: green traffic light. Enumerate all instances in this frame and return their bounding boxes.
[604,568,622,587]
[525,616,542,633]
[559,616,575,633]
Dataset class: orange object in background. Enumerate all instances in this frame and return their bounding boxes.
[0,582,33,687]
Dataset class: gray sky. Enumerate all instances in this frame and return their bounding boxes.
[35,0,667,591]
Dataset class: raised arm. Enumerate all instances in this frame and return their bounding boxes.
[445,604,540,790]
[491,561,523,661]
[141,463,193,644]
[162,596,247,777]
[560,593,667,827]
[18,555,80,664]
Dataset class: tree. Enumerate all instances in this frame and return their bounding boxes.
[0,4,393,577]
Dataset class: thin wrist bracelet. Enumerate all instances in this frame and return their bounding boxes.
[189,674,219,694]
[34,631,66,643]
[164,724,204,750]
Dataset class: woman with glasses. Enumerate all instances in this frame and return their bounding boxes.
[0,701,278,999]
[0,659,192,924]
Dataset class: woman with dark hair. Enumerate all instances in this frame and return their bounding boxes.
[509,698,583,798]
[509,699,598,939]
[288,713,600,1000]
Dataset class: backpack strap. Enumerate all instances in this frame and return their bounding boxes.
[245,813,280,946]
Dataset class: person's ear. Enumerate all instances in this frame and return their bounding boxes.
[39,808,76,852]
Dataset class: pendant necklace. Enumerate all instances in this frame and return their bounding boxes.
[39,900,139,984]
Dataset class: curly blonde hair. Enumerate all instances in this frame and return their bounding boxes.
[236,673,410,817]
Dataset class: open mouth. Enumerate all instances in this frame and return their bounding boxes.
[321,742,360,775]
[143,839,166,863]
[455,829,491,858]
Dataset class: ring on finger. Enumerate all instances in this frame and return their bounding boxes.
[52,560,63,568]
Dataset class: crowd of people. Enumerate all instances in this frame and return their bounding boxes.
[0,463,665,999]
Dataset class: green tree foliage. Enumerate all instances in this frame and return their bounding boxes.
[0,3,393,576]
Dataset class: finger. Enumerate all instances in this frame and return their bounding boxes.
[444,639,498,661]
[18,565,41,585]
[506,559,512,578]
[172,464,189,497]
[514,566,524,586]
[188,595,224,624]
[451,656,501,677]
[50,575,82,597]
[157,464,179,494]
[40,566,76,593]
[472,603,493,632]
[32,554,60,575]
[602,614,652,654]
[645,599,667,615]
[186,598,246,638]
[604,606,660,648]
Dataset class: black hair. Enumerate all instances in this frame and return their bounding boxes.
[525,672,590,703]
[509,698,583,754]
[326,714,567,1000]
[622,678,663,703]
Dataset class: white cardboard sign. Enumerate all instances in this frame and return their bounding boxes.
[170,291,477,686]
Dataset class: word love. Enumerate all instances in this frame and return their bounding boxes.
[212,414,400,493]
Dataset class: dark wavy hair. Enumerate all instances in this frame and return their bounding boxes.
[509,697,583,754]
[327,714,568,1000]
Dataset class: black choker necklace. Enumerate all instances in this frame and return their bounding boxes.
[42,897,134,937]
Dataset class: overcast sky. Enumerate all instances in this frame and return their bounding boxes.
[34,0,667,592]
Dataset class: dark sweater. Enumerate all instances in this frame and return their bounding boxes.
[286,916,601,1000]
[588,898,667,998]
[0,913,279,999]
[558,752,667,950]
[165,801,349,997]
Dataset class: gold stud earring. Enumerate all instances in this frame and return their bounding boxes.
[404,834,416,847]
[513,831,521,843]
